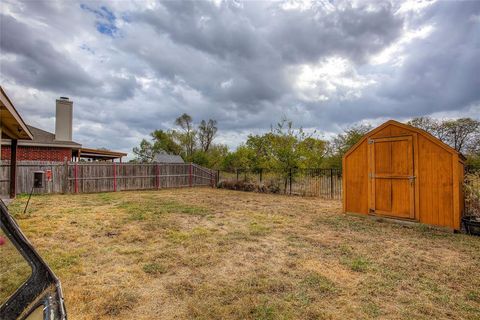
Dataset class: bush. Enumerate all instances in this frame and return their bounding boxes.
[217,180,281,194]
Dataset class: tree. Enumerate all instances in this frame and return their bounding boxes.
[205,144,229,169]
[132,139,156,163]
[325,124,372,168]
[132,130,182,163]
[443,118,479,153]
[245,133,275,170]
[408,117,480,154]
[407,117,449,141]
[222,145,255,171]
[133,113,223,167]
[298,137,328,168]
[175,113,196,157]
[198,119,218,152]
[151,130,183,155]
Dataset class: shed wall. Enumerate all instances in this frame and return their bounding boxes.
[343,121,463,230]
[417,134,454,227]
[344,139,368,214]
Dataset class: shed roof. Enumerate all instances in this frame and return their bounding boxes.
[343,120,466,161]
[152,152,184,164]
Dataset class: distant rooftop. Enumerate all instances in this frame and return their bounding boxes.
[80,147,127,161]
[153,152,184,164]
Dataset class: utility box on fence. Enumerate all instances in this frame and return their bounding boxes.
[33,171,45,189]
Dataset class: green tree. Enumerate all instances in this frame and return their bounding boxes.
[151,130,183,155]
[325,124,372,168]
[245,133,275,170]
[133,113,224,166]
[222,145,256,171]
[132,139,157,162]
[205,144,229,169]
[132,130,182,163]
[298,137,328,168]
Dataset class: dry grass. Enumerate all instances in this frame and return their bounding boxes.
[3,188,480,319]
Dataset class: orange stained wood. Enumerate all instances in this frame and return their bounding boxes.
[368,136,415,219]
[343,120,465,230]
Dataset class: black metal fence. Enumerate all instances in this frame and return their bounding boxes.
[218,165,479,206]
[217,168,342,199]
[465,166,480,217]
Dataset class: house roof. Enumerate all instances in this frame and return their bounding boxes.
[343,120,467,162]
[1,125,82,149]
[0,86,33,140]
[79,147,127,160]
[153,153,184,164]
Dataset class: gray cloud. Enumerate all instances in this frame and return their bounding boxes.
[0,14,99,93]
[0,0,479,157]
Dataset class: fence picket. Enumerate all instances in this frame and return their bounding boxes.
[0,161,216,196]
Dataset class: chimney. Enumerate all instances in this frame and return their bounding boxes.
[55,97,73,141]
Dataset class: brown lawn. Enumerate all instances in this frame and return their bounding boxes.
[3,188,480,319]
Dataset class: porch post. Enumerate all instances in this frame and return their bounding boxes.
[9,139,17,198]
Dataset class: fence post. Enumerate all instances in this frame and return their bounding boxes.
[189,163,193,187]
[74,162,78,193]
[289,168,292,195]
[260,169,263,183]
[216,170,220,187]
[156,164,160,189]
[330,168,334,199]
[63,160,68,194]
[113,162,117,192]
[236,169,239,182]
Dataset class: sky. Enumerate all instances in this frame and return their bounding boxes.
[1,0,479,158]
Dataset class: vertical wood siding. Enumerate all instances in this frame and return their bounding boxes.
[343,122,464,230]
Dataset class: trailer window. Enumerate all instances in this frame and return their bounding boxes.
[0,228,32,305]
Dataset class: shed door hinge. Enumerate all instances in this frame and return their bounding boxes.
[368,139,375,144]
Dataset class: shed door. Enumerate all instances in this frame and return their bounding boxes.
[368,136,415,219]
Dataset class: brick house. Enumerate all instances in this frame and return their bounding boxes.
[1,97,126,162]
[1,125,81,161]
[1,97,81,161]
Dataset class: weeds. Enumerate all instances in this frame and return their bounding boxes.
[4,188,480,319]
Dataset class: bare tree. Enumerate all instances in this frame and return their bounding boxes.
[408,117,480,153]
[198,119,218,152]
[175,113,196,157]
[443,118,480,153]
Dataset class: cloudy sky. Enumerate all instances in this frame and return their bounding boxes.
[1,0,479,158]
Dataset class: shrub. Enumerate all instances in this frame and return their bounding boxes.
[217,180,281,194]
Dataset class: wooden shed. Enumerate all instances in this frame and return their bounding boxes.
[342,120,465,230]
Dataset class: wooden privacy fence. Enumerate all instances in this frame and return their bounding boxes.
[0,161,216,195]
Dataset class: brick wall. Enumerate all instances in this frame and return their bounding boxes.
[1,146,72,161]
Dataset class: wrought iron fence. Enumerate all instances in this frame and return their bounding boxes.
[217,168,342,199]
[464,166,480,217]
